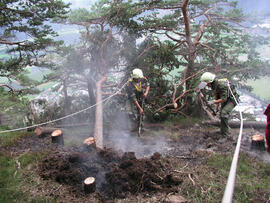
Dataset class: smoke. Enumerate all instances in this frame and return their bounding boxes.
[105,111,169,158]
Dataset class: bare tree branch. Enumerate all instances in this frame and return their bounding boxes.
[172,68,205,103]
[0,83,14,92]
[194,5,216,44]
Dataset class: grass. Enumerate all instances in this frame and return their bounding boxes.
[0,127,53,202]
[246,76,270,101]
[181,153,270,202]
[0,152,51,203]
[0,128,30,147]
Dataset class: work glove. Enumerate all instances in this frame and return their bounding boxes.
[208,100,215,105]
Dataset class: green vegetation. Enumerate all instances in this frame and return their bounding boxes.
[178,153,270,202]
[0,151,50,202]
[25,67,52,82]
[0,88,30,128]
[0,0,69,76]
[0,131,28,147]
[0,129,52,202]
[247,76,270,100]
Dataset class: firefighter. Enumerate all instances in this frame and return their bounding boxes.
[198,72,239,138]
[264,104,270,153]
[125,68,150,133]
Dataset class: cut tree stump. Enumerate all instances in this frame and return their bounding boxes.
[83,137,96,151]
[84,177,96,194]
[51,130,64,145]
[83,137,95,146]
[251,134,265,150]
[34,127,59,137]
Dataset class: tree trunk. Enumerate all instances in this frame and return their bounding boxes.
[251,134,265,150]
[83,137,96,150]
[203,120,267,129]
[182,0,196,114]
[87,79,96,123]
[83,137,95,145]
[63,79,71,117]
[51,129,64,145]
[93,76,107,149]
[84,177,96,194]
[34,127,60,137]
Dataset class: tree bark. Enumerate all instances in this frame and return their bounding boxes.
[251,134,265,150]
[182,0,196,113]
[34,127,60,137]
[51,129,64,145]
[83,137,95,144]
[87,79,96,123]
[203,120,267,129]
[93,76,107,149]
[84,177,96,194]
[63,78,71,117]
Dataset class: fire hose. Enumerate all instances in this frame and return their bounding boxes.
[222,83,243,203]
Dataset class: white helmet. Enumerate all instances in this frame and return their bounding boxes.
[131,68,144,79]
[200,72,216,83]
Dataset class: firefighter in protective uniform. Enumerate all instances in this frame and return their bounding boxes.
[198,72,238,137]
[125,68,150,132]
[264,104,270,153]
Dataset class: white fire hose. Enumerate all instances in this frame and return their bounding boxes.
[222,83,243,203]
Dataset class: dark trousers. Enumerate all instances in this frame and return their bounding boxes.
[220,101,235,136]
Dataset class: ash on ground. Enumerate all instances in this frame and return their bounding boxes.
[38,147,182,200]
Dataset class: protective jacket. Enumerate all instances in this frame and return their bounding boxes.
[126,77,150,103]
[211,78,239,106]
[124,77,150,131]
[264,104,270,152]
[210,78,238,137]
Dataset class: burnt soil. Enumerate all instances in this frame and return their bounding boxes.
[1,121,269,202]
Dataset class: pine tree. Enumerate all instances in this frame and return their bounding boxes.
[0,0,70,77]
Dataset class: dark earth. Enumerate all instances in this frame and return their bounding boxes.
[1,120,269,202]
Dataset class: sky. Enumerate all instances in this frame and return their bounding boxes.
[63,0,96,9]
[237,0,270,13]
[63,0,270,12]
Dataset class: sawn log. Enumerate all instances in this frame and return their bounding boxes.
[34,127,60,137]
[203,120,267,129]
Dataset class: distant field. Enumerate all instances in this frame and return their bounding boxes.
[258,45,270,60]
[25,66,51,81]
[247,76,270,101]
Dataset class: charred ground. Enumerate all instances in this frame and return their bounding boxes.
[0,121,270,202]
